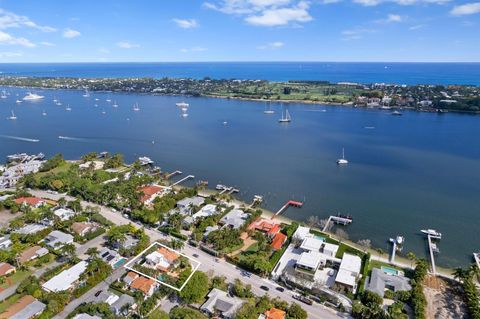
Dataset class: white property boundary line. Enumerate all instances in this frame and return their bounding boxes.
[124,241,201,292]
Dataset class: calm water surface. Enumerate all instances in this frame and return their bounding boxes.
[1,87,479,268]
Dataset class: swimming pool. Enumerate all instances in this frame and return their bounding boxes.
[381,266,399,276]
[113,258,127,269]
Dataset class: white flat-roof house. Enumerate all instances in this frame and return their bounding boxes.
[335,253,362,292]
[300,237,324,252]
[53,208,76,221]
[322,243,339,258]
[42,261,88,292]
[0,235,12,250]
[296,251,325,274]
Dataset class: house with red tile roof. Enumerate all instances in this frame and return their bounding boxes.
[270,233,287,251]
[16,246,49,264]
[264,308,286,319]
[138,185,170,205]
[145,247,180,272]
[130,276,158,297]
[248,218,281,238]
[123,271,139,286]
[14,197,46,208]
[0,262,16,276]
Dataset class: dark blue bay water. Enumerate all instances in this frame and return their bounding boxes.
[1,62,480,85]
[1,86,479,268]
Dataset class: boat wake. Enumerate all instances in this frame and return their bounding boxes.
[364,126,376,129]
[58,136,89,142]
[0,135,40,143]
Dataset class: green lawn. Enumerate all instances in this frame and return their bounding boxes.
[0,270,31,290]
[33,161,73,181]
[368,260,405,273]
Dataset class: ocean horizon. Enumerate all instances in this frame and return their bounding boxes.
[1,62,480,86]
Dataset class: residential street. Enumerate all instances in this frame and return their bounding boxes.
[29,189,348,319]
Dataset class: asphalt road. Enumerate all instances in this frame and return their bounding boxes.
[30,189,347,319]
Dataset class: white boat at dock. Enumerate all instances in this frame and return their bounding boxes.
[138,156,154,165]
[421,229,442,239]
[15,99,22,104]
[23,92,44,101]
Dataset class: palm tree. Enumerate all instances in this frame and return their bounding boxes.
[453,267,467,281]
[406,251,417,268]
[86,247,99,259]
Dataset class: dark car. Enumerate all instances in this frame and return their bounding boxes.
[94,290,102,297]
[275,287,285,292]
[193,253,199,258]
[260,285,270,291]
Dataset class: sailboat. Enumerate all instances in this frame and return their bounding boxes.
[1,90,7,99]
[133,102,140,111]
[264,102,274,114]
[42,110,47,116]
[278,108,291,123]
[53,96,58,103]
[65,104,72,111]
[8,110,17,120]
[83,89,90,97]
[336,148,348,165]
[112,101,118,108]
[15,99,22,104]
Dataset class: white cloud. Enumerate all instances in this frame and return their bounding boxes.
[116,41,140,49]
[451,2,480,15]
[62,28,81,38]
[0,51,22,58]
[257,41,285,49]
[98,47,110,53]
[40,41,55,46]
[341,28,376,40]
[173,18,199,29]
[409,24,425,30]
[0,30,35,47]
[0,8,56,32]
[353,0,382,6]
[180,46,207,53]
[387,14,402,22]
[354,0,450,6]
[204,0,312,27]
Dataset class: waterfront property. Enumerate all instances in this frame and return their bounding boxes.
[43,230,74,249]
[334,254,362,292]
[139,185,171,205]
[365,268,411,298]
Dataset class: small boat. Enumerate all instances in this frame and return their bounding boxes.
[15,99,22,104]
[223,121,228,125]
[336,148,348,165]
[216,184,226,190]
[197,180,209,186]
[336,213,353,220]
[138,156,154,165]
[1,90,7,99]
[391,110,402,116]
[431,243,440,253]
[83,89,90,97]
[65,105,72,111]
[379,106,392,110]
[421,229,442,239]
[181,112,188,117]
[264,102,275,114]
[42,110,47,116]
[396,235,404,245]
[106,97,112,102]
[133,102,140,111]
[176,102,189,108]
[23,92,44,101]
[7,110,17,120]
[278,108,291,123]
[101,109,106,115]
[53,96,58,103]
[112,101,118,108]
[95,98,99,101]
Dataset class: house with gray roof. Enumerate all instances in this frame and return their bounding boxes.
[200,288,244,319]
[0,235,12,250]
[219,209,250,229]
[110,294,136,316]
[43,230,74,249]
[365,268,411,298]
[177,196,205,215]
[72,314,101,319]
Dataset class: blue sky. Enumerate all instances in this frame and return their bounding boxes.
[0,0,479,62]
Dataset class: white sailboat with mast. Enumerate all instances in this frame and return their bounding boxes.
[8,110,17,120]
[133,102,140,111]
[278,106,291,123]
[337,148,348,165]
[264,101,274,114]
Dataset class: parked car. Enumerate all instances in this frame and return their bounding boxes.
[293,294,313,305]
[276,287,285,292]
[193,253,199,258]
[260,285,270,291]
[94,290,102,297]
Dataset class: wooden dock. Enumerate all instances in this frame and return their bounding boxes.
[171,175,194,186]
[389,238,397,263]
[166,170,182,179]
[474,252,480,270]
[322,215,352,232]
[427,235,437,275]
[272,200,303,219]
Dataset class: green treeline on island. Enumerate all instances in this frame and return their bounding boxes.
[1,76,480,113]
